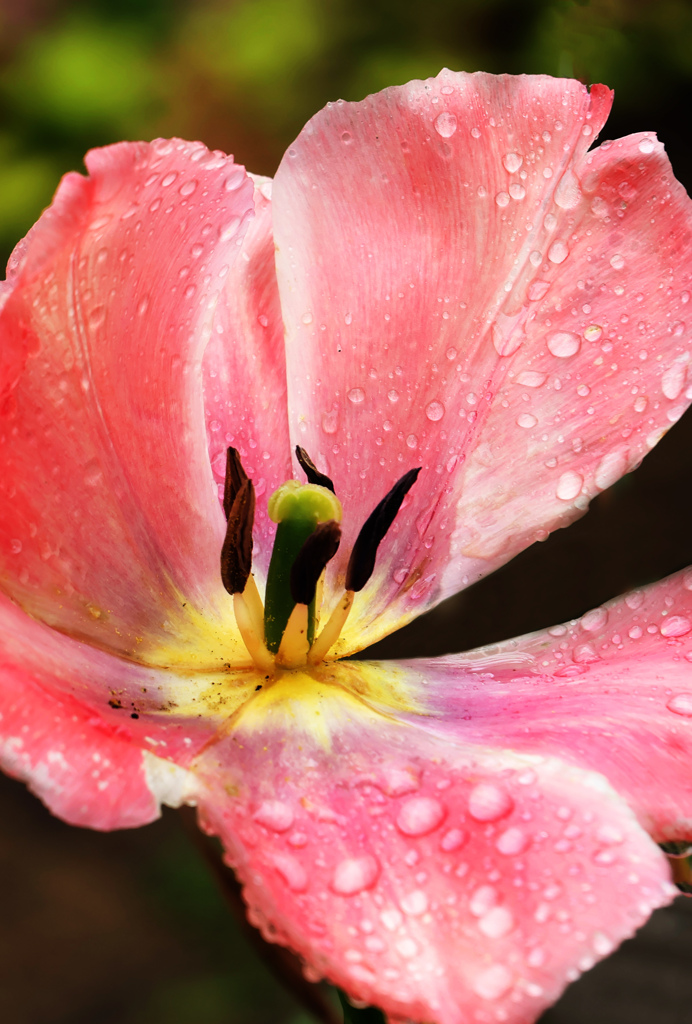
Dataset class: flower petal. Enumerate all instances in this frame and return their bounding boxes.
[202,175,292,578]
[0,586,266,827]
[0,140,254,667]
[193,667,672,1024]
[273,70,692,654]
[396,565,692,844]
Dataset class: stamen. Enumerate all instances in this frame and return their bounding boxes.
[345,467,421,592]
[276,603,309,668]
[233,590,274,673]
[290,520,341,606]
[308,590,354,664]
[220,476,255,595]
[295,446,335,493]
[223,446,249,519]
[277,521,341,668]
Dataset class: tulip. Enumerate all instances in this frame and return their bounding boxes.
[1,70,692,1023]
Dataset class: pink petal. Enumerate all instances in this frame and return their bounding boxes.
[0,140,254,666]
[202,175,292,577]
[395,564,692,843]
[0,586,267,827]
[273,71,692,654]
[194,670,672,1024]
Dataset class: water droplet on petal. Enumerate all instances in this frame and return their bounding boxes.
[468,784,513,822]
[580,607,608,631]
[503,153,523,173]
[425,400,445,421]
[548,331,580,357]
[554,171,582,209]
[548,241,569,264]
[272,853,308,892]
[406,434,418,450]
[434,112,458,138]
[556,470,583,501]
[396,796,446,836]
[179,178,198,196]
[667,693,692,716]
[341,131,352,144]
[495,191,510,208]
[479,906,514,938]
[517,413,537,429]
[610,253,625,270]
[474,964,513,1001]
[516,371,546,388]
[661,616,692,637]
[301,312,314,325]
[161,171,177,187]
[639,137,656,154]
[254,800,294,832]
[662,361,687,400]
[331,855,380,895]
[395,937,419,959]
[510,183,526,200]
[496,827,528,855]
[592,932,615,956]
[595,450,628,490]
[348,388,365,404]
[440,828,467,851]
[400,890,428,916]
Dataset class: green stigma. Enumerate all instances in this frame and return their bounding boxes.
[264,481,343,653]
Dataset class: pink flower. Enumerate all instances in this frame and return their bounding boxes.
[1,70,692,1023]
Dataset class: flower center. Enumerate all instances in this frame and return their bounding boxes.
[220,446,419,673]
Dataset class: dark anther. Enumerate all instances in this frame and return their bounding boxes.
[346,467,421,592]
[223,447,249,520]
[295,446,336,493]
[290,520,341,606]
[220,476,256,594]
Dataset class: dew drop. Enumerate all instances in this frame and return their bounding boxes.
[348,388,365,404]
[161,171,178,187]
[396,796,446,836]
[425,400,445,421]
[528,280,550,301]
[495,191,510,208]
[503,153,523,173]
[179,178,198,196]
[88,305,106,329]
[396,938,419,959]
[517,413,537,429]
[580,606,608,631]
[344,311,353,325]
[341,131,352,144]
[301,312,314,325]
[9,539,22,554]
[548,241,569,264]
[509,183,526,200]
[434,112,458,138]
[496,826,528,855]
[515,371,546,388]
[272,853,308,892]
[474,964,513,1001]
[667,693,692,716]
[639,138,656,154]
[556,470,583,501]
[661,615,692,637]
[554,171,582,210]
[468,783,513,822]
[331,855,380,895]
[321,408,338,434]
[662,362,687,400]
[253,800,294,832]
[440,828,467,852]
[406,434,418,449]
[595,450,628,491]
[400,890,428,916]
[479,906,514,939]
[584,325,603,342]
[610,253,625,270]
[547,331,580,358]
[592,932,615,956]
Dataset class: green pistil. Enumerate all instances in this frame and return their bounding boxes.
[264,481,342,653]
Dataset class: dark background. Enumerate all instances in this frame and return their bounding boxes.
[2,0,692,1021]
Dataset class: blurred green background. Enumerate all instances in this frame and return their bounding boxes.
[1,0,692,263]
[3,1,692,1023]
